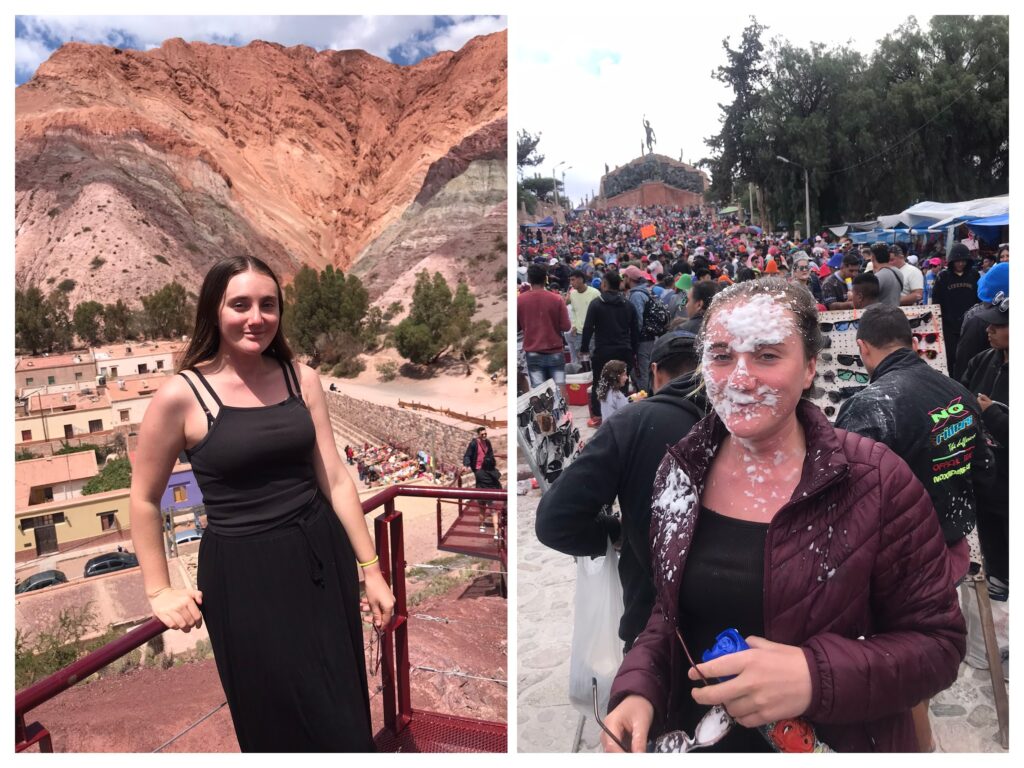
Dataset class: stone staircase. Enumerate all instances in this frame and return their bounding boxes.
[329,412,380,449]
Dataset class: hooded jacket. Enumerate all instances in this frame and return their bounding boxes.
[580,291,639,357]
[535,372,708,646]
[609,400,965,752]
[835,347,995,543]
[931,267,980,332]
[960,347,1009,515]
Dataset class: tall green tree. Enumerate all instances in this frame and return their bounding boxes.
[103,299,136,342]
[15,287,53,354]
[284,265,369,367]
[73,301,105,346]
[393,271,480,365]
[46,289,74,352]
[140,282,192,339]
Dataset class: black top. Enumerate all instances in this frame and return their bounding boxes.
[580,291,639,356]
[675,506,771,752]
[179,358,319,536]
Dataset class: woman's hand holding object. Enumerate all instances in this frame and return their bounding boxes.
[150,588,204,632]
[688,635,812,727]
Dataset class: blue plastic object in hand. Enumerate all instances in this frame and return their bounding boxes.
[701,629,749,681]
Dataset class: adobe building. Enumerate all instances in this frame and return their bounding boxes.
[15,487,130,560]
[593,153,708,210]
[15,351,96,397]
[107,373,171,426]
[15,450,99,508]
[16,389,113,445]
[92,340,184,380]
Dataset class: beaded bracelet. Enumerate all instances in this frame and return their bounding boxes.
[357,555,380,568]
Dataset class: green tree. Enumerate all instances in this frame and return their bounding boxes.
[485,320,507,375]
[103,299,136,342]
[82,457,132,495]
[73,301,106,346]
[521,175,562,203]
[393,272,481,365]
[517,129,545,177]
[15,287,53,354]
[140,282,192,339]
[46,289,74,352]
[285,265,369,366]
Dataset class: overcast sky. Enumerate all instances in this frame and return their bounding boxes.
[513,9,1010,207]
[15,14,507,85]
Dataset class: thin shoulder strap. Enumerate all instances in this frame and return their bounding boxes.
[178,372,214,427]
[189,367,224,407]
[278,357,301,398]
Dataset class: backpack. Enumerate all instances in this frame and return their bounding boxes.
[640,291,670,340]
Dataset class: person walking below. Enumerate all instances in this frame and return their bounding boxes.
[566,269,601,365]
[463,427,502,540]
[580,271,639,428]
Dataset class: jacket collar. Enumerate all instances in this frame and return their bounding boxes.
[870,346,924,382]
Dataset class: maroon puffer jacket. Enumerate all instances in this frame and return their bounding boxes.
[608,399,966,752]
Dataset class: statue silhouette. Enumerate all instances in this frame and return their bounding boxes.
[643,116,656,154]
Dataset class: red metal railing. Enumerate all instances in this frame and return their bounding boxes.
[15,485,507,753]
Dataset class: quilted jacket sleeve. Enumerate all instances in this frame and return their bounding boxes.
[801,441,966,724]
[607,590,675,726]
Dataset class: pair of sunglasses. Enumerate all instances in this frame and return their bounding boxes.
[819,320,859,332]
[836,353,863,367]
[823,369,869,384]
[916,348,939,359]
[908,311,933,328]
[827,385,866,403]
[818,352,833,362]
[913,332,939,344]
[823,405,837,418]
[990,291,1009,313]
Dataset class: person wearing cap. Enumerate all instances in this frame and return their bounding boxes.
[821,252,862,310]
[676,280,718,334]
[889,244,924,306]
[932,243,981,364]
[666,271,692,319]
[953,262,1009,380]
[960,293,1009,604]
[535,330,707,651]
[922,257,943,305]
[834,304,996,751]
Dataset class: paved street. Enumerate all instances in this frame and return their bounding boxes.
[516,400,1009,753]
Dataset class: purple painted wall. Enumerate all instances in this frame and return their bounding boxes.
[160,467,203,512]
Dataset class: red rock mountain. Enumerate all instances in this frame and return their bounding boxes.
[15,31,507,307]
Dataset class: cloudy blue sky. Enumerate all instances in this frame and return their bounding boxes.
[15,15,507,85]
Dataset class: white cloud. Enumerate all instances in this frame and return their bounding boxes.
[14,37,54,82]
[430,16,507,53]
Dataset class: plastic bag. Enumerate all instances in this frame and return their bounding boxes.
[568,538,624,717]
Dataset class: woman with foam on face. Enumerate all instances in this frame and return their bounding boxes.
[600,278,965,752]
[130,256,394,751]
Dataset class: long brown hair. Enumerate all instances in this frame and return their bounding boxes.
[175,256,293,372]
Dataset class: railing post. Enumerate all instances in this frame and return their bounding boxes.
[389,512,412,728]
[436,498,443,550]
[374,504,398,734]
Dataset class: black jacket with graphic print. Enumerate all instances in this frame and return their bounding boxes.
[836,347,995,543]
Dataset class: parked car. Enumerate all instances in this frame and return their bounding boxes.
[83,552,139,578]
[174,529,204,545]
[15,569,68,594]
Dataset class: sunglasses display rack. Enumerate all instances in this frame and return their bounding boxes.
[516,379,584,493]
[813,305,947,422]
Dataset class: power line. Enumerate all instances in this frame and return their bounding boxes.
[411,665,507,685]
[151,701,228,752]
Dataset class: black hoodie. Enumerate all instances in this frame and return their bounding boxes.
[535,372,708,647]
[580,290,639,357]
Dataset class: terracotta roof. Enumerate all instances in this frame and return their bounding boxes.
[106,375,170,402]
[92,340,185,361]
[15,451,99,508]
[16,352,94,372]
[21,390,111,414]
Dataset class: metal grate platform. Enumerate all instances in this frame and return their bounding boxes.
[438,501,505,562]
[374,711,507,753]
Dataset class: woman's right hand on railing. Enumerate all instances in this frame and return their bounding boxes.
[149,588,204,632]
[601,694,654,753]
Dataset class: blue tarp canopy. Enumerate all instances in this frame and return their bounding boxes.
[968,213,1009,228]
[521,216,554,228]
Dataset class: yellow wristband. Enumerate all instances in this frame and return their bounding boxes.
[357,555,380,568]
[147,586,172,599]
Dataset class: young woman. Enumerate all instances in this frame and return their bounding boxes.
[600,278,964,752]
[596,359,630,421]
[129,256,395,752]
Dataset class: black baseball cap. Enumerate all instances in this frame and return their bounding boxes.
[976,292,1009,326]
[651,330,698,365]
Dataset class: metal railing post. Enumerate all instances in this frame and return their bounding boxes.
[374,503,398,734]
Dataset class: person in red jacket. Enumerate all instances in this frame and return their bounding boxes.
[601,278,965,753]
[517,263,571,399]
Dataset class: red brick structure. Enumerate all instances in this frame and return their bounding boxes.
[599,181,704,209]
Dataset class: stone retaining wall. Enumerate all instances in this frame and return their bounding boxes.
[326,391,507,472]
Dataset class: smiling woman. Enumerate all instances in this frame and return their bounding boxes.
[128,255,395,752]
[600,278,967,753]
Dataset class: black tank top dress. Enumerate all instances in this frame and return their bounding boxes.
[180,359,373,752]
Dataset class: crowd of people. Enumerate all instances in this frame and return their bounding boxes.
[345,441,459,488]
[521,204,1009,752]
